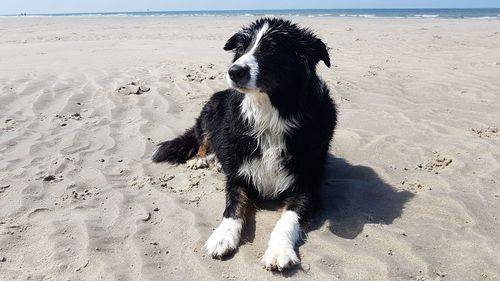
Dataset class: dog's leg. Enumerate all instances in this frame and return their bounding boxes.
[204,184,248,258]
[261,192,312,271]
[186,134,212,169]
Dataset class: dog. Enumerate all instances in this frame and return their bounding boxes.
[152,18,337,271]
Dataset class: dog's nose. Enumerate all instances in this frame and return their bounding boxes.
[228,64,250,84]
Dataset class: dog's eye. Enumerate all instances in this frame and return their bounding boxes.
[260,42,276,54]
[235,45,245,53]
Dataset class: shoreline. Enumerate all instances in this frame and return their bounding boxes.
[2,15,500,20]
[1,7,500,19]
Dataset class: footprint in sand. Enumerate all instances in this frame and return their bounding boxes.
[116,80,150,95]
[399,179,431,193]
[183,64,224,82]
[470,127,499,138]
[417,151,453,174]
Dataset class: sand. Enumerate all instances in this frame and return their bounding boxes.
[0,16,499,281]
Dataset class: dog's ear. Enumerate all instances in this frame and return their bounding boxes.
[224,32,243,51]
[305,38,331,68]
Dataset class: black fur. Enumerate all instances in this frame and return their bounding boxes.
[153,18,337,269]
[151,127,199,163]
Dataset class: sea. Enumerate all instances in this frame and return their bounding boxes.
[6,8,500,19]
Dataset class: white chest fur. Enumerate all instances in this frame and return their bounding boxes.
[237,92,297,198]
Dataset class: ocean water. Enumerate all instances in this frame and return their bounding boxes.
[8,8,500,19]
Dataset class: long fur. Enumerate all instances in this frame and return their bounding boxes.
[151,127,199,163]
[153,18,337,271]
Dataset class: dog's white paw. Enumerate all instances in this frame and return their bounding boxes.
[261,210,301,271]
[204,218,242,258]
[261,244,299,271]
[187,154,219,170]
[186,157,209,170]
[213,158,222,172]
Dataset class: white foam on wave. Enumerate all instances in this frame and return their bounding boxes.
[6,10,500,19]
[413,14,439,18]
[465,16,500,20]
[346,14,377,18]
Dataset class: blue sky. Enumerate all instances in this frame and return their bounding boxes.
[2,0,500,15]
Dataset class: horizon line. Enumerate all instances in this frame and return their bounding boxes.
[2,7,500,17]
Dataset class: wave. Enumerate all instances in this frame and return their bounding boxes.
[4,9,500,19]
[465,16,500,19]
[413,14,439,18]
[348,14,377,18]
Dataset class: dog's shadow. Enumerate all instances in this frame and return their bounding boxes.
[310,155,414,239]
[240,154,414,275]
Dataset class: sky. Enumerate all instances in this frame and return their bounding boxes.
[2,0,500,15]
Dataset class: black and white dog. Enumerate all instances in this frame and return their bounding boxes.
[152,18,337,271]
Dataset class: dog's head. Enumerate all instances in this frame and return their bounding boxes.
[224,18,330,94]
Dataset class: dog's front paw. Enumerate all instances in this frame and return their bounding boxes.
[204,218,242,258]
[261,244,300,271]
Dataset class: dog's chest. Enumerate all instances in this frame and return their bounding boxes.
[236,93,296,198]
[238,133,294,198]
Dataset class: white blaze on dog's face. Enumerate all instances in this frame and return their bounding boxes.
[223,18,331,96]
[225,23,269,93]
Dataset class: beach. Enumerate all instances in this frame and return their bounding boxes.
[0,16,500,280]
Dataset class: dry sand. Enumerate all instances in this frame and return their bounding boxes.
[0,16,499,281]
